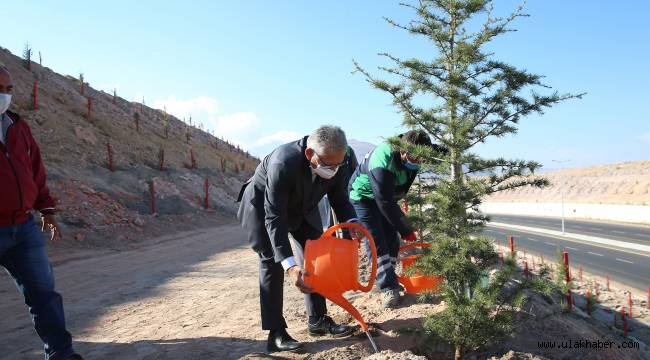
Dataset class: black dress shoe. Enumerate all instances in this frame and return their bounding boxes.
[308,315,353,337]
[266,329,304,353]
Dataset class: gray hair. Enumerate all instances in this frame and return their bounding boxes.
[307,125,348,154]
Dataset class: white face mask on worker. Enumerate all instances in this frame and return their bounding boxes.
[312,165,338,179]
[0,94,11,114]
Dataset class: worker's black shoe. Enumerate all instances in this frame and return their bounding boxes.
[308,315,352,337]
[266,328,304,353]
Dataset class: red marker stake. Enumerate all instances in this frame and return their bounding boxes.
[508,236,515,255]
[586,290,591,315]
[563,252,572,311]
[647,287,649,310]
[606,275,610,291]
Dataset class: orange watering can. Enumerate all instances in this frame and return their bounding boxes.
[303,222,379,352]
[397,242,443,294]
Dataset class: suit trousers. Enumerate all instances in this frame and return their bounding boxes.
[258,222,326,330]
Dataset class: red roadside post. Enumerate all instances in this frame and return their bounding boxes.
[606,275,610,291]
[622,308,628,337]
[647,287,650,310]
[563,251,572,311]
[33,80,38,110]
[106,143,114,172]
[204,176,209,209]
[508,235,515,255]
[586,290,592,315]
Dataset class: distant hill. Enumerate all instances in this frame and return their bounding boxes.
[486,160,650,205]
[348,139,376,162]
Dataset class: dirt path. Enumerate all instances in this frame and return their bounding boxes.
[0,222,433,360]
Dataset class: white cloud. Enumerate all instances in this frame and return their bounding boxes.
[151,95,299,154]
[153,95,219,119]
[255,130,302,146]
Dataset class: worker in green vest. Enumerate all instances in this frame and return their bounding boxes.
[349,130,444,308]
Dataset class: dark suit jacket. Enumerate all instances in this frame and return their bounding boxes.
[237,136,357,263]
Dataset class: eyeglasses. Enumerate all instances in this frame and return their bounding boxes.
[315,152,345,169]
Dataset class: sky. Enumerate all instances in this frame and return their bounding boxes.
[4,0,649,169]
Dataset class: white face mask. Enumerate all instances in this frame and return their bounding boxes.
[0,94,11,114]
[313,164,339,179]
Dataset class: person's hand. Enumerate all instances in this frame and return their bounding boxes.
[348,227,365,241]
[41,214,62,241]
[402,231,417,242]
[287,266,313,294]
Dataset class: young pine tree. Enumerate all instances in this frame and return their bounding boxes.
[355,1,582,358]
[23,43,33,71]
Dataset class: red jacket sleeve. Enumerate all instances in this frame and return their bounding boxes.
[23,122,56,212]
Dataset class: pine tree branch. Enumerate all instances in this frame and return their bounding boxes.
[468,92,581,148]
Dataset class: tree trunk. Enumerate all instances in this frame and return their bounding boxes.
[455,345,462,360]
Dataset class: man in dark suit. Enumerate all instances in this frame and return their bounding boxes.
[237,125,359,353]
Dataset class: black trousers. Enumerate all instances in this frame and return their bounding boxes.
[258,222,326,330]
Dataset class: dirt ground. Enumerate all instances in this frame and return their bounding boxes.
[1,223,648,360]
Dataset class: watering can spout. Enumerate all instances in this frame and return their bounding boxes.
[327,293,368,332]
[303,222,379,352]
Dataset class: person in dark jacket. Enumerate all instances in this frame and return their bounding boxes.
[0,67,83,360]
[237,125,360,353]
[317,146,358,229]
[349,130,443,308]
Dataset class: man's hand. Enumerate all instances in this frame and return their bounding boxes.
[41,214,62,241]
[402,231,417,242]
[287,266,313,294]
[349,227,365,241]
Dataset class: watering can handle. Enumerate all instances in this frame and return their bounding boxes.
[399,242,431,253]
[323,222,377,293]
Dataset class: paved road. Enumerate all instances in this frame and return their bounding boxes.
[482,216,650,291]
[488,214,650,246]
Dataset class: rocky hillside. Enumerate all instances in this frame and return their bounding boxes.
[0,46,258,249]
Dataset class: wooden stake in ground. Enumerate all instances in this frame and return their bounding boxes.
[113,88,117,105]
